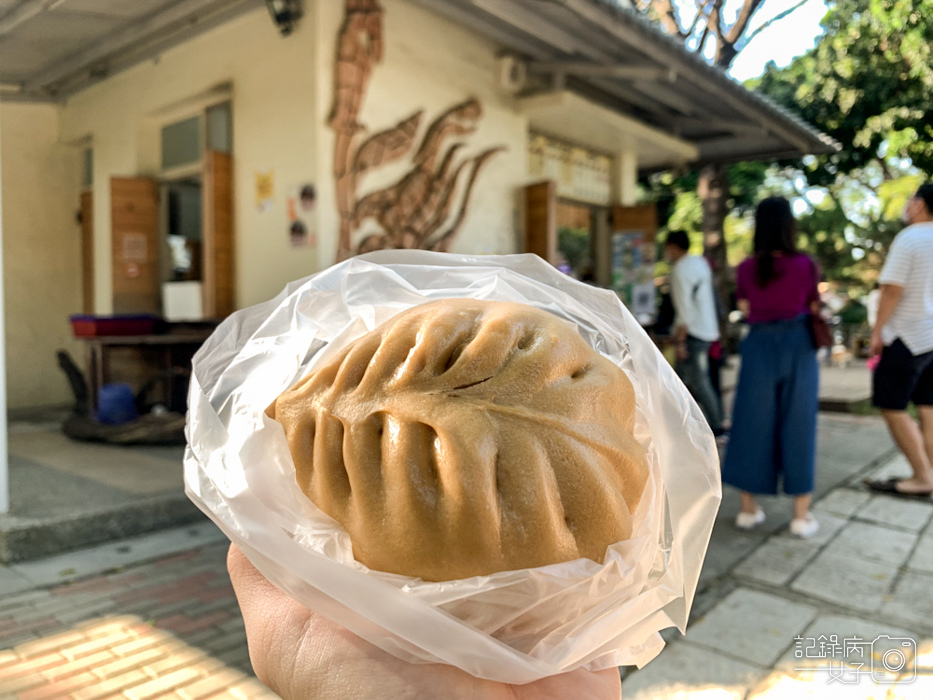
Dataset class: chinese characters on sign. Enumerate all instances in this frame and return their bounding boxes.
[528,133,612,206]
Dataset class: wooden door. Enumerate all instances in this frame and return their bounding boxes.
[111,177,159,314]
[80,191,94,313]
[202,150,234,319]
[611,204,657,240]
[524,180,556,263]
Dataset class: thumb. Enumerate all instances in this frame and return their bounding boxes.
[226,543,304,692]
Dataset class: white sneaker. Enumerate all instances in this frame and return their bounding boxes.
[790,515,820,539]
[735,508,765,529]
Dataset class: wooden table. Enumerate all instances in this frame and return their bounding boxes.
[78,332,213,412]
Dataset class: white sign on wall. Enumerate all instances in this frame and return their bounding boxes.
[528,133,612,205]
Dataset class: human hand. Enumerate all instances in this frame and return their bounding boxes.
[869,330,884,359]
[675,342,689,362]
[227,544,622,700]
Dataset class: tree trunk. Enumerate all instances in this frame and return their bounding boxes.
[698,163,730,300]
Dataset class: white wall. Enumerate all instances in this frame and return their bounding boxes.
[58,8,319,311]
[56,0,531,310]
[1,103,83,409]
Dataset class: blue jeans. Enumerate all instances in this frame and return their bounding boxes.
[722,316,819,495]
[676,336,723,433]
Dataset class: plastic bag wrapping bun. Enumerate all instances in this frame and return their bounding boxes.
[184,250,721,684]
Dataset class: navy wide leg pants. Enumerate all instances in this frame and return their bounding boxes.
[722,316,819,495]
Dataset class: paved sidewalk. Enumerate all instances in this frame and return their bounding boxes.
[622,419,933,699]
[0,531,275,700]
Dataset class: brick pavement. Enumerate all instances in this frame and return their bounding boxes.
[0,541,277,700]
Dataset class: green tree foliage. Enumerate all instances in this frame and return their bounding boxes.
[752,0,933,290]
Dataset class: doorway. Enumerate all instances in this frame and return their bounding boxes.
[160,178,203,285]
[556,200,601,282]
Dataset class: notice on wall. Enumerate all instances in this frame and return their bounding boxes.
[611,230,656,319]
[255,170,275,212]
[121,232,148,263]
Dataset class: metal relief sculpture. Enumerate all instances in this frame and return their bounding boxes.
[329,0,505,260]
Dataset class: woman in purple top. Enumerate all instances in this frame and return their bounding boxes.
[721,197,822,539]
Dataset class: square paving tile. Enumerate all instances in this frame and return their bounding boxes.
[777,512,848,547]
[827,521,917,567]
[916,637,933,674]
[734,537,821,587]
[858,454,912,486]
[758,613,921,697]
[0,567,33,596]
[857,495,933,533]
[908,536,933,574]
[814,488,871,519]
[890,673,933,698]
[773,615,919,670]
[881,570,933,634]
[791,551,898,613]
[620,641,765,700]
[687,588,817,667]
[747,667,893,699]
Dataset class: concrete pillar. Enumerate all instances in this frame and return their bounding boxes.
[0,109,8,514]
[614,149,638,206]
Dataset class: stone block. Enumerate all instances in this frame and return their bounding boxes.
[687,588,817,666]
[814,488,871,519]
[857,495,933,533]
[791,551,897,613]
[827,522,916,567]
[620,641,764,700]
[907,536,933,574]
[734,538,821,586]
[881,570,933,634]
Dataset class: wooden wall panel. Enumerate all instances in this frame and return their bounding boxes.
[202,150,234,319]
[611,204,658,243]
[525,180,557,263]
[80,191,94,314]
[111,177,159,314]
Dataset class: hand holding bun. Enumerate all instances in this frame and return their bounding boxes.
[267,299,649,581]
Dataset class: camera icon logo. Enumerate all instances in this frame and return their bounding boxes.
[871,635,916,683]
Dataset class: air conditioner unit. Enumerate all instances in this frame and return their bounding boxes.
[497,55,528,93]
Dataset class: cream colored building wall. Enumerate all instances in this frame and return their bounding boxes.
[58,8,318,311]
[312,0,529,263]
[1,103,83,409]
[57,0,529,314]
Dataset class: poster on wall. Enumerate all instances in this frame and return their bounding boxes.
[631,283,657,319]
[611,230,656,321]
[287,184,317,249]
[255,170,275,212]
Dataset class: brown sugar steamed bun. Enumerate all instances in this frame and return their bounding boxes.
[267,299,649,582]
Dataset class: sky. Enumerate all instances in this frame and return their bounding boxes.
[726,0,830,81]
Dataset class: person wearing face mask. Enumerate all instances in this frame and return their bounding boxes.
[864,183,933,500]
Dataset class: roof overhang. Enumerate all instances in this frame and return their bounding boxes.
[520,90,699,168]
[410,0,839,168]
[0,0,263,102]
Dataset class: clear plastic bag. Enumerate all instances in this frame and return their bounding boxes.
[184,250,721,684]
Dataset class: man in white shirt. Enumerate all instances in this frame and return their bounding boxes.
[866,183,933,498]
[665,230,723,435]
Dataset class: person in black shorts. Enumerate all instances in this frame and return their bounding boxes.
[866,184,933,499]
